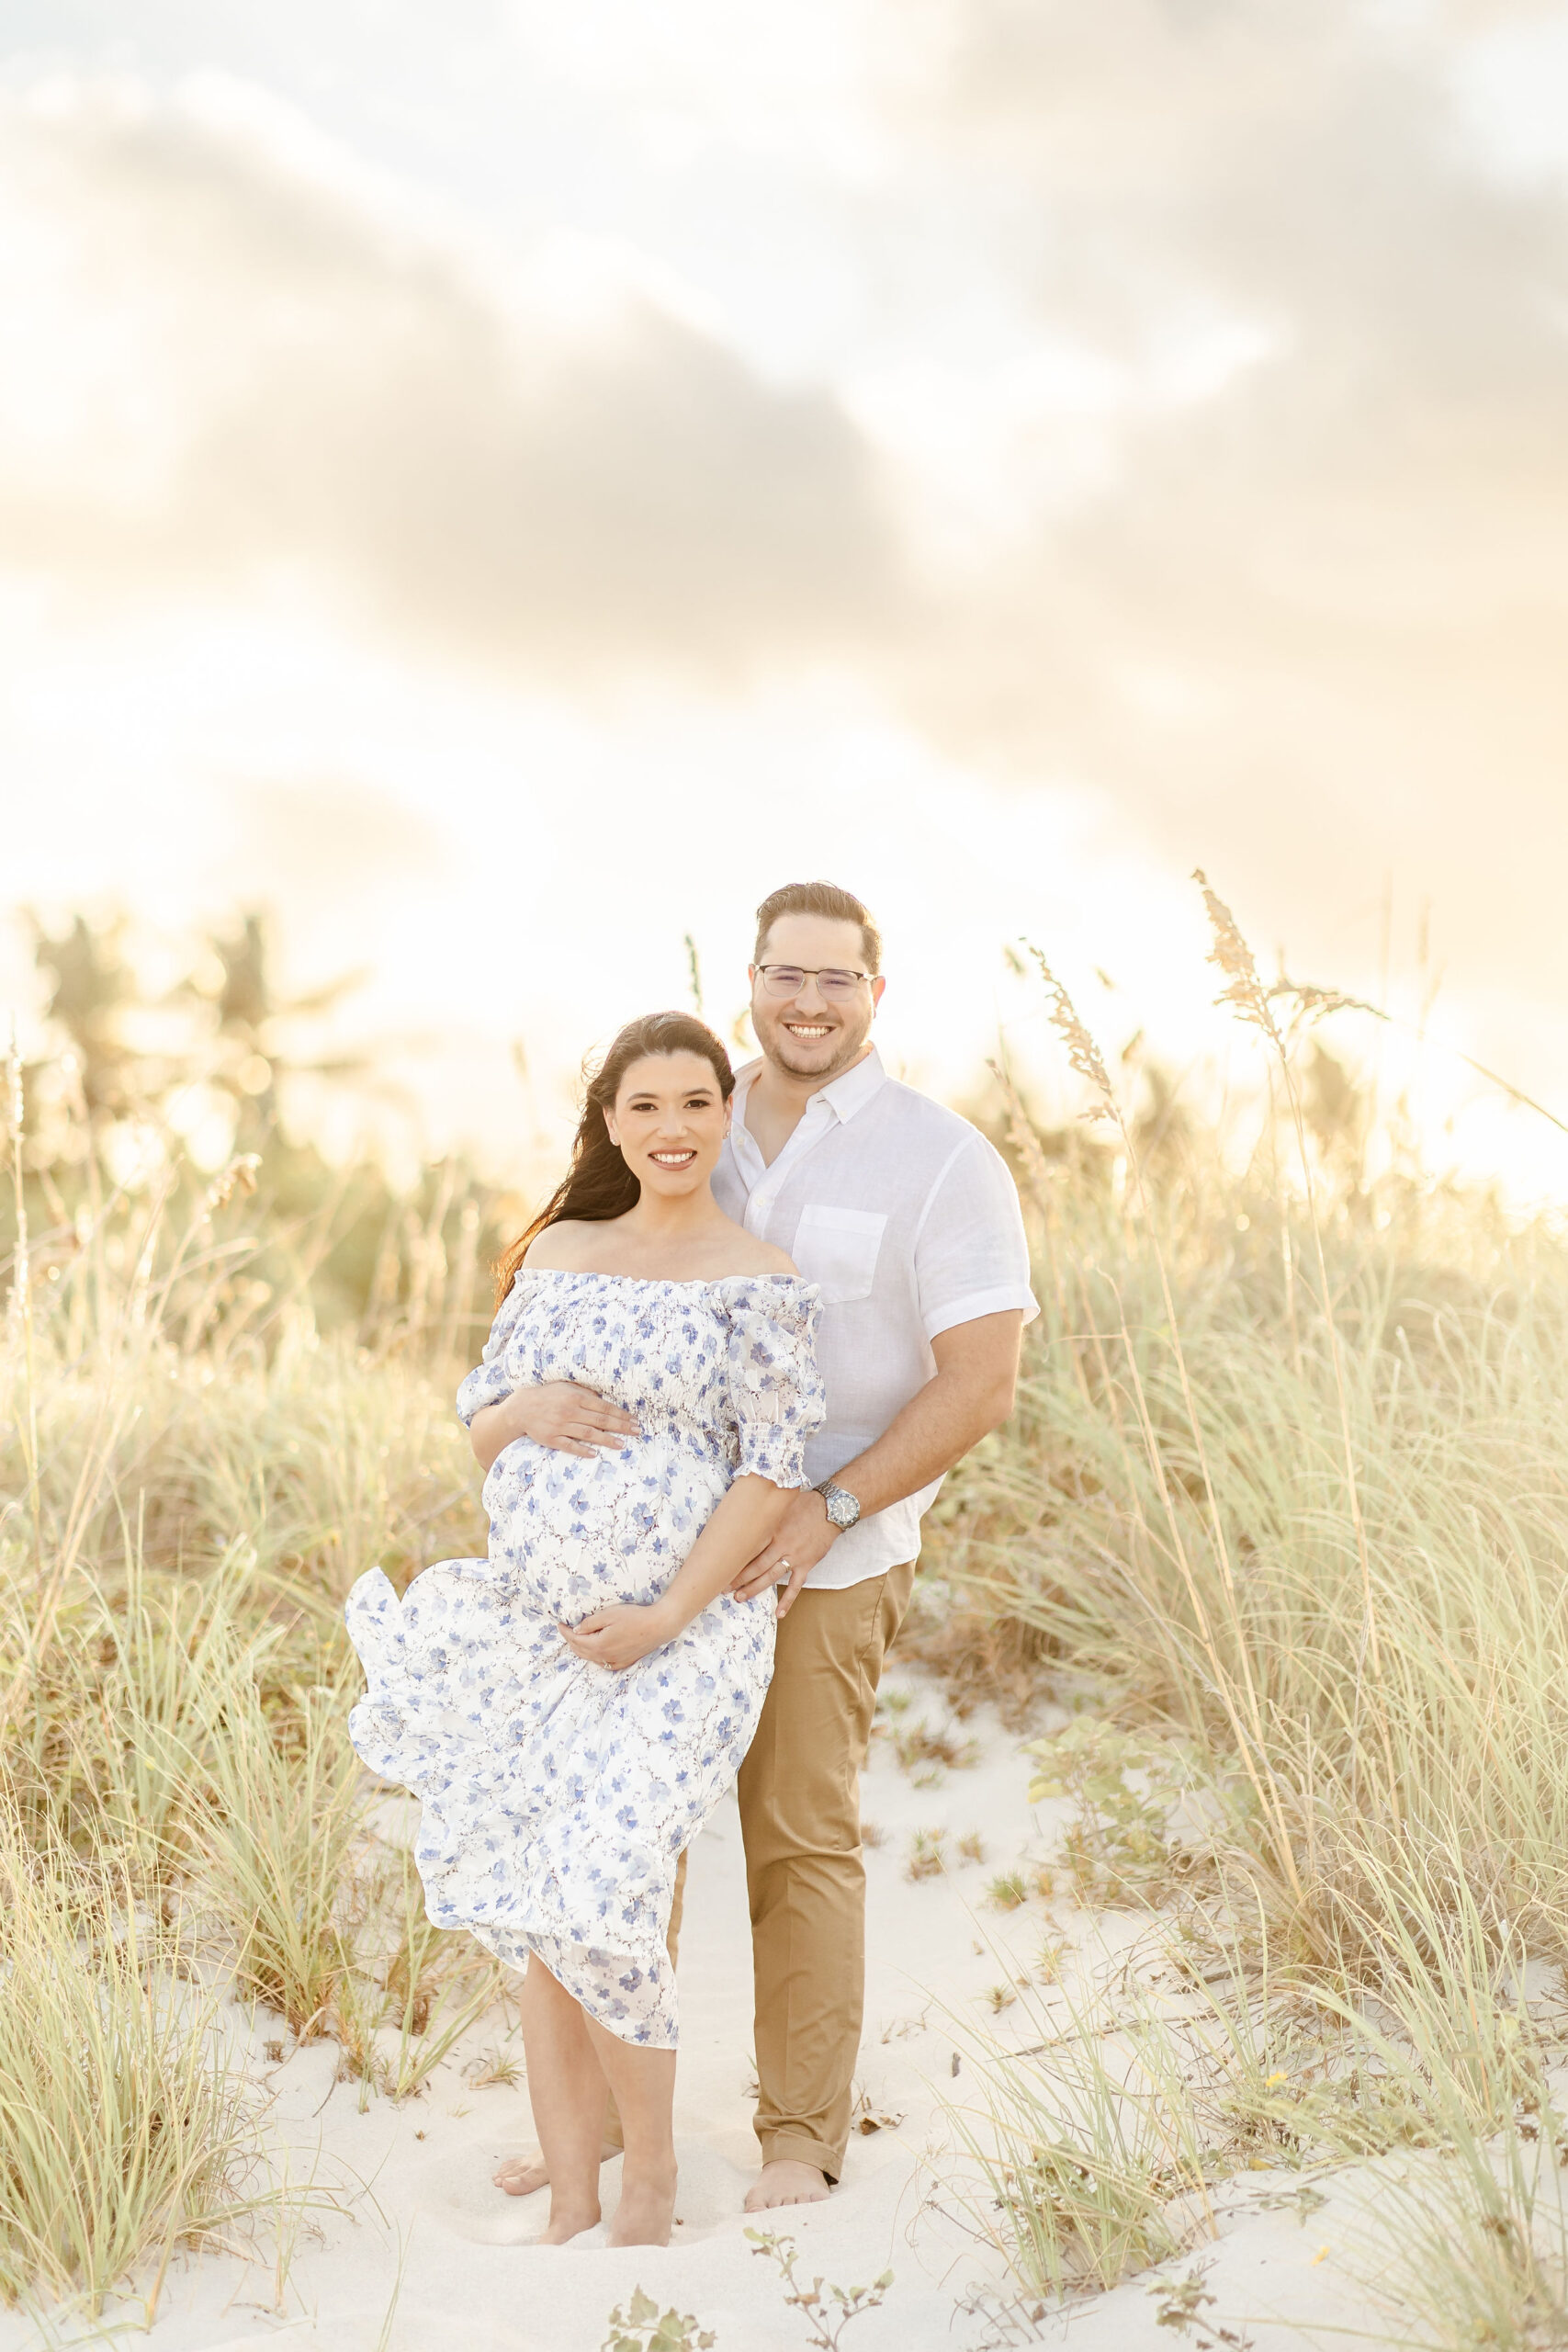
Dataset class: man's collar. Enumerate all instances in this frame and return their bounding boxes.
[818,1044,886,1124]
[733,1045,886,1128]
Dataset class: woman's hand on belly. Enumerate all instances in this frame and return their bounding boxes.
[558,1599,682,1672]
[470,1381,641,1471]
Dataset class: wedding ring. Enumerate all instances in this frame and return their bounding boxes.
[778,1557,791,1572]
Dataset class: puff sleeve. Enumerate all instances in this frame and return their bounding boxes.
[455,1271,535,1428]
[725,1278,826,1489]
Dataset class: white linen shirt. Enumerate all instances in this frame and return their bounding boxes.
[712,1047,1039,1590]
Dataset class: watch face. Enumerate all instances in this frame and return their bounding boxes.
[827,1486,858,1528]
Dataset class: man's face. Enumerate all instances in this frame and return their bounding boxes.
[749,914,885,1083]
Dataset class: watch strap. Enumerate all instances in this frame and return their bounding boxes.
[816,1477,862,1529]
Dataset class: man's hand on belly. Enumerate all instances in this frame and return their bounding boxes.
[559,1600,679,1671]
[728,1488,836,1620]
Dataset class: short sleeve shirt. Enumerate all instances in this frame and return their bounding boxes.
[711,1047,1039,1589]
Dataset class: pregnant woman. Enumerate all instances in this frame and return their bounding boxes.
[344,1011,823,2248]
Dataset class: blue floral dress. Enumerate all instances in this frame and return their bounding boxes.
[344,1269,824,2048]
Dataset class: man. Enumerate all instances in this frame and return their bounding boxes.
[475,879,1036,2210]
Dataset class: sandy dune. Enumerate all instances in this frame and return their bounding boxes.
[6,1665,1396,2352]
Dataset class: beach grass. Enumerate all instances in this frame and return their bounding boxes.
[0,1804,258,2314]
[918,891,1568,2332]
[0,1046,492,2311]
[10,902,1568,2334]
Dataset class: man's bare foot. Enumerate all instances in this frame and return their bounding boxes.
[493,2142,620,2198]
[538,2195,601,2244]
[606,2164,678,2247]
[744,2159,831,2211]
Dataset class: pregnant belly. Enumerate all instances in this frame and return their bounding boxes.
[484,1433,730,1615]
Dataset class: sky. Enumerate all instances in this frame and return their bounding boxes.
[4,0,1568,1193]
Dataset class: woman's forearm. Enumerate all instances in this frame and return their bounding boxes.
[657,1476,794,1634]
[469,1394,522,1473]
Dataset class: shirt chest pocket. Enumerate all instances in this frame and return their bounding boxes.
[791,1203,887,1306]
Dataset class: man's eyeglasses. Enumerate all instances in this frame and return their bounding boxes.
[754,964,872,1001]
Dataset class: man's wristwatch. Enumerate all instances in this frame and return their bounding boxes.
[816,1478,862,1532]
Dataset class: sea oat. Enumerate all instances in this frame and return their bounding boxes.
[987,1057,1056,1208]
[203,1153,262,1216]
[1020,944,1114,1118]
[1193,868,1280,1043]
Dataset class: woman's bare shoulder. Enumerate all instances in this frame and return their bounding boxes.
[718,1228,799,1279]
[521,1220,601,1271]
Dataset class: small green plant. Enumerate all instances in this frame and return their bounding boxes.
[906,1826,947,1881]
[1149,2266,1214,2334]
[893,1717,980,1779]
[951,2284,1051,2346]
[1024,1720,1204,1904]
[602,2286,716,2352]
[1035,1934,1069,1984]
[987,1870,1031,1910]
[1147,2262,1255,2347]
[746,2231,892,2349]
[465,2043,525,2088]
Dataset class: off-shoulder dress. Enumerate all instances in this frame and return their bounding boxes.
[344,1268,824,2048]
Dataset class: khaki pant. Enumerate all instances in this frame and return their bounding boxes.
[736,1559,916,2180]
[603,1559,915,2180]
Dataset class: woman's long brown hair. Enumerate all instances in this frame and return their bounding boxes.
[494,1010,736,1303]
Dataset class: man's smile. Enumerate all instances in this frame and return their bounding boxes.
[784,1021,833,1041]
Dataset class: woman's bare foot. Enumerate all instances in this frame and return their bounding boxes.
[744,2159,830,2211]
[606,2163,677,2246]
[538,2194,602,2244]
[494,2142,619,2198]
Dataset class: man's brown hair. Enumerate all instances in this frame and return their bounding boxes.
[753,881,883,976]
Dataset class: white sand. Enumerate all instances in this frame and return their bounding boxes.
[6,1666,1397,2352]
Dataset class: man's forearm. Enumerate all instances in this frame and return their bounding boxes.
[831,1374,998,1518]
[830,1311,1023,1519]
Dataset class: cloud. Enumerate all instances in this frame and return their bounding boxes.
[217,779,455,916]
[0,76,907,674]
[881,0,1568,1002]
[8,9,1568,1065]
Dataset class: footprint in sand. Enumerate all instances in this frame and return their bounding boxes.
[407,2143,622,2244]
[410,2139,754,2245]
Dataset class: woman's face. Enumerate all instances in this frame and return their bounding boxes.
[604,1051,730,1201]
